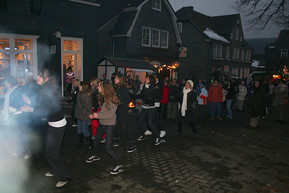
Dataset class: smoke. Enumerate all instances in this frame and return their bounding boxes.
[0,116,39,193]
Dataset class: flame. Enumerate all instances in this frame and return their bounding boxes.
[128,101,135,108]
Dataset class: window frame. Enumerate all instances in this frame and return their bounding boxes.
[235,29,239,41]
[152,28,160,48]
[218,44,223,58]
[213,44,218,58]
[152,0,161,11]
[226,46,230,59]
[281,49,288,59]
[161,30,169,49]
[142,26,151,47]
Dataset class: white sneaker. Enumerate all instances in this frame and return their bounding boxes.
[45,172,54,177]
[144,130,152,136]
[160,130,166,138]
[72,123,78,127]
[56,181,68,188]
[24,151,32,160]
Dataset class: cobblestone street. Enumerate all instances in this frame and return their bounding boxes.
[23,106,289,193]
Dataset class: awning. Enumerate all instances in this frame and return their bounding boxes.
[98,57,156,70]
[218,70,239,78]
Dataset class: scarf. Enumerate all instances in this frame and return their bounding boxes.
[181,87,191,116]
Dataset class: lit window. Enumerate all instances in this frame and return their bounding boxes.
[177,22,182,33]
[281,49,288,59]
[0,34,38,90]
[161,30,169,48]
[152,29,160,48]
[152,0,161,11]
[142,27,151,47]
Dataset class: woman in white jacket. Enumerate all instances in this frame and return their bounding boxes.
[236,80,247,111]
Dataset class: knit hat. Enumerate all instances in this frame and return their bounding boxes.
[199,81,205,87]
[186,80,194,89]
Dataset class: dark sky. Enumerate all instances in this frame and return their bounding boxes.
[169,0,283,39]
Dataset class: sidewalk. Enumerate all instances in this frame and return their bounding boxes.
[23,105,289,193]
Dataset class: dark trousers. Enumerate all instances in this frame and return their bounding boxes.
[197,104,206,122]
[159,103,168,119]
[94,124,121,166]
[114,107,135,144]
[177,115,198,134]
[138,108,160,138]
[153,107,165,132]
[45,125,72,181]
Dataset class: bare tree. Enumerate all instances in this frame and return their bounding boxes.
[235,0,289,29]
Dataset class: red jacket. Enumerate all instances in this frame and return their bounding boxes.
[208,84,223,102]
[160,85,169,104]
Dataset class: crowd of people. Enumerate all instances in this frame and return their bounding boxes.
[1,69,289,188]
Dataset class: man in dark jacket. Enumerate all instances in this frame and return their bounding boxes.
[167,79,180,120]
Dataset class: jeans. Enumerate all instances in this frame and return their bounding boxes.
[210,102,222,119]
[138,108,160,138]
[77,119,90,137]
[94,124,121,165]
[226,99,233,118]
[45,125,72,181]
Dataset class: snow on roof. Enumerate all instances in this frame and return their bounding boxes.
[251,60,265,68]
[203,28,229,43]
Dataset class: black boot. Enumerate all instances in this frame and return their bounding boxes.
[78,134,83,147]
[177,122,182,134]
[190,122,198,136]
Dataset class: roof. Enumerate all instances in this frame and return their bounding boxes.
[112,10,137,36]
[176,7,240,42]
[98,57,156,70]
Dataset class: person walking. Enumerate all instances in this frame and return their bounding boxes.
[113,74,137,153]
[272,80,288,123]
[236,80,247,111]
[177,80,198,136]
[224,80,235,119]
[167,79,180,120]
[160,80,169,119]
[208,79,223,121]
[136,75,162,145]
[86,81,124,175]
[247,80,266,128]
[75,81,93,149]
[22,69,72,188]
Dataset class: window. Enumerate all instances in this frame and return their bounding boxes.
[152,29,160,48]
[281,49,288,59]
[142,27,151,47]
[247,51,251,61]
[240,68,243,79]
[213,44,218,58]
[236,48,240,60]
[230,33,233,39]
[226,46,230,59]
[224,65,229,71]
[235,29,239,40]
[161,30,169,48]
[177,22,183,33]
[152,0,161,11]
[232,48,236,60]
[241,49,244,61]
[0,34,38,93]
[240,36,243,42]
[235,68,239,76]
[218,45,223,58]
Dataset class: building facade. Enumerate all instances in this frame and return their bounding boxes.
[265,30,289,77]
[97,0,182,81]
[0,0,99,96]
[176,7,253,81]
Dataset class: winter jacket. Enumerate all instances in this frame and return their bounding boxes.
[160,85,169,104]
[177,89,197,122]
[248,86,266,118]
[208,84,223,103]
[272,84,288,107]
[168,85,181,103]
[197,87,208,105]
[139,84,157,108]
[115,85,131,107]
[237,85,247,101]
[224,85,235,100]
[75,92,92,121]
[97,102,118,125]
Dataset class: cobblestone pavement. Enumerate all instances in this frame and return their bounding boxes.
[23,105,289,193]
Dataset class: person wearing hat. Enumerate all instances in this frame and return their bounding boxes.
[177,80,198,135]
